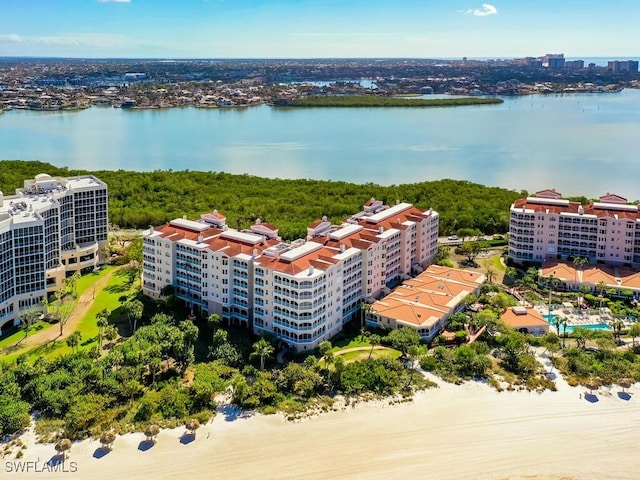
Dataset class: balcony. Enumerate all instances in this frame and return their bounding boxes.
[273,319,319,332]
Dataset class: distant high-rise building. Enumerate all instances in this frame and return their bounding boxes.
[608,60,638,73]
[544,53,565,69]
[608,61,621,73]
[565,60,584,69]
[621,60,639,73]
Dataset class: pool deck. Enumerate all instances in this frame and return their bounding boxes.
[535,304,618,329]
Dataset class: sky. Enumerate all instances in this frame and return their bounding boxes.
[0,0,638,59]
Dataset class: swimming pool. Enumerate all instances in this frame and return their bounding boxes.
[565,324,611,332]
[542,314,611,332]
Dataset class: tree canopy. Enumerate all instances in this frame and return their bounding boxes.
[1,160,524,240]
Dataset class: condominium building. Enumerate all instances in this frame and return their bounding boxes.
[508,189,640,266]
[607,60,639,73]
[0,173,108,335]
[142,199,439,351]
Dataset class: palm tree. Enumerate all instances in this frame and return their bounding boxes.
[319,340,333,369]
[515,274,536,305]
[629,323,640,350]
[596,281,607,308]
[185,418,200,438]
[96,308,110,350]
[66,331,82,353]
[207,313,221,334]
[250,338,274,370]
[66,271,81,296]
[482,259,496,284]
[560,318,568,348]
[360,301,373,329]
[104,325,118,348]
[323,350,335,371]
[572,256,589,272]
[609,318,625,344]
[20,308,40,342]
[545,274,561,312]
[144,424,160,444]
[578,284,590,308]
[368,334,381,360]
[124,299,144,334]
[407,345,420,370]
[504,266,517,281]
[55,438,72,459]
[100,430,116,451]
[406,345,421,388]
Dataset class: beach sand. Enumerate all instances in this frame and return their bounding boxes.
[4,365,639,480]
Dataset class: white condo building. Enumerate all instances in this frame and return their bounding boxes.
[0,174,108,335]
[143,199,439,351]
[509,189,640,266]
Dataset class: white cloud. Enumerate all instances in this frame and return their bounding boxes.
[466,3,498,16]
[0,34,23,42]
[0,33,127,48]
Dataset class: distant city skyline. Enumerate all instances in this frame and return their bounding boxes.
[0,0,639,59]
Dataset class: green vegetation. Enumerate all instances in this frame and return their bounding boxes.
[555,329,640,387]
[0,267,137,364]
[1,160,524,239]
[0,296,436,437]
[286,95,504,108]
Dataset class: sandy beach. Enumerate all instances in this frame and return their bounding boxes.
[4,360,639,480]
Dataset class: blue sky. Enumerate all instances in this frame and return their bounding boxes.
[0,0,638,58]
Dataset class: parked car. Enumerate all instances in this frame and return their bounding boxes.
[448,235,458,240]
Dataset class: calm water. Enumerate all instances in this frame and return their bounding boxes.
[1,89,639,198]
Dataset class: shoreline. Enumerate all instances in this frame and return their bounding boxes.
[1,88,631,113]
[4,367,639,480]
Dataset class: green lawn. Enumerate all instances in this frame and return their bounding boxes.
[49,268,136,358]
[0,268,113,355]
[331,337,370,351]
[0,321,50,350]
[336,347,401,363]
[0,266,138,364]
[74,265,114,296]
[490,253,506,272]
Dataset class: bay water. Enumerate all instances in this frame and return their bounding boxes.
[1,89,639,199]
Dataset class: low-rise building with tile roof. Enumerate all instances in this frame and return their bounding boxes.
[364,265,484,342]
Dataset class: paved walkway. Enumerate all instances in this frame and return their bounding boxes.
[7,269,117,353]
